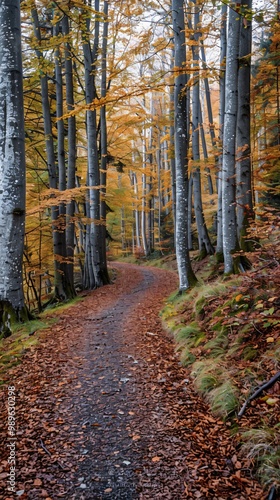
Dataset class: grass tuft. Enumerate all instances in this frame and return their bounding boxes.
[241,427,280,490]
[207,380,238,418]
[191,359,223,393]
[180,348,196,366]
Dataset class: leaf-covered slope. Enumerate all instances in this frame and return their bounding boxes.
[162,247,280,494]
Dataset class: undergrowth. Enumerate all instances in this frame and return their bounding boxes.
[0,319,51,385]
[0,295,84,385]
[161,243,280,494]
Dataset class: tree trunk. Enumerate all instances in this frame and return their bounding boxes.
[31,5,73,300]
[62,13,77,294]
[222,1,241,273]
[99,0,110,283]
[200,40,217,185]
[199,103,214,195]
[188,176,193,251]
[172,0,197,290]
[236,0,253,249]
[131,171,141,250]
[147,99,155,254]
[82,0,109,287]
[141,125,149,257]
[0,0,28,337]
[191,0,214,259]
[216,3,227,261]
[156,138,162,249]
[54,21,75,297]
[169,50,176,248]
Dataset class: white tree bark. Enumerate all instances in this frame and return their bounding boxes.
[169,49,176,247]
[236,0,253,244]
[216,3,227,258]
[141,123,149,257]
[222,1,241,273]
[172,0,196,290]
[131,170,141,250]
[0,0,26,333]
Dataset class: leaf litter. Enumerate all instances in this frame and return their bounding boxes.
[0,263,264,499]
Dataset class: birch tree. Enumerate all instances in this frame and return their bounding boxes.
[0,0,28,336]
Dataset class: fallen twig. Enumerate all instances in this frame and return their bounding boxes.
[40,439,69,471]
[267,485,277,500]
[238,371,280,419]
[40,439,52,456]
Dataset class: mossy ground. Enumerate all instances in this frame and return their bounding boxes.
[0,319,50,385]
[0,295,84,385]
[161,248,280,493]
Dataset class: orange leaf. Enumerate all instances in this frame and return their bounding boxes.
[132,435,140,441]
[152,456,161,462]
[34,478,42,486]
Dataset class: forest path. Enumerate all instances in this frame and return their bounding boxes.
[0,264,264,499]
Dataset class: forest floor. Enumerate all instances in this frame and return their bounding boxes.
[0,263,266,499]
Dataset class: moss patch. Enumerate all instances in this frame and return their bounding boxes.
[0,318,55,384]
[0,295,85,385]
[162,249,280,492]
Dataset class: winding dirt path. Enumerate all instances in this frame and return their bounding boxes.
[0,264,264,499]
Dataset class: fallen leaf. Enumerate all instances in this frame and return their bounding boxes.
[34,478,42,486]
[132,435,140,441]
[151,456,161,462]
[266,398,278,406]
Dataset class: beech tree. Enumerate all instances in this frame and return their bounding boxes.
[99,0,110,279]
[221,0,241,274]
[190,1,214,259]
[82,0,110,288]
[0,0,28,336]
[216,3,227,261]
[62,14,77,291]
[172,0,197,290]
[221,0,253,273]
[31,4,75,299]
[14,0,279,300]
[236,0,253,248]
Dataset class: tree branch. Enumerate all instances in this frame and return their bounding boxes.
[238,371,280,419]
